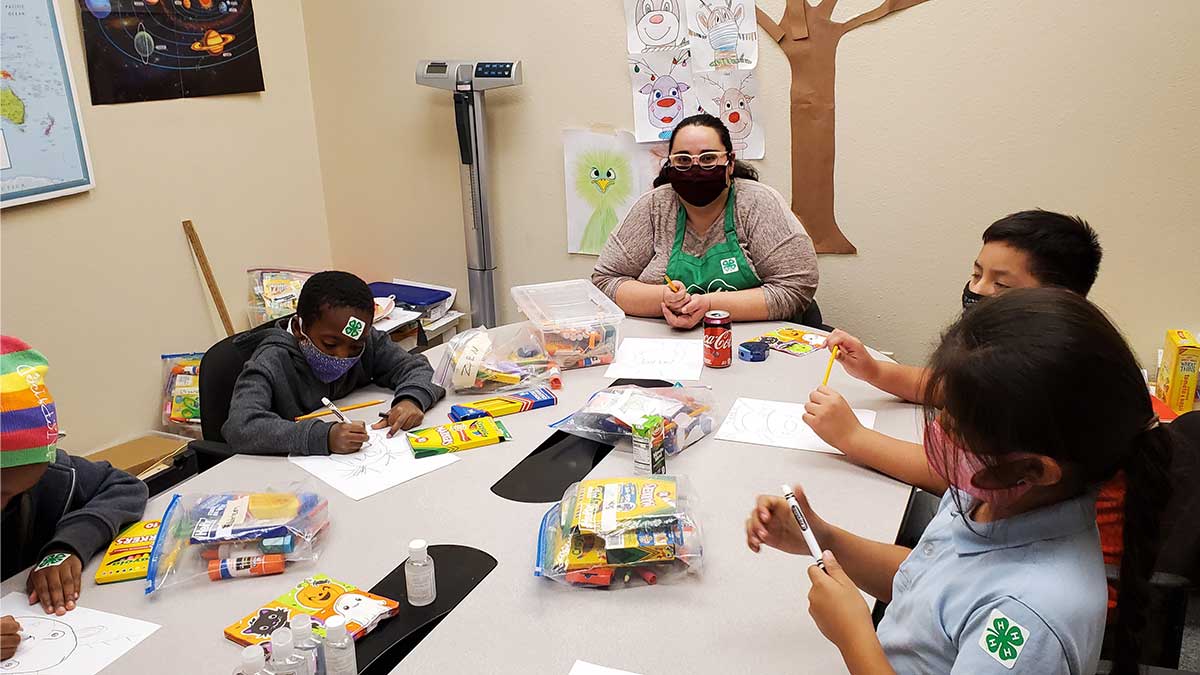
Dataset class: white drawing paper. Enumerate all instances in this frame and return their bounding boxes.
[569,660,645,675]
[563,129,664,256]
[604,338,705,382]
[628,49,695,143]
[694,69,764,159]
[0,592,159,675]
[716,398,878,454]
[624,0,688,53]
[685,0,758,72]
[289,429,458,501]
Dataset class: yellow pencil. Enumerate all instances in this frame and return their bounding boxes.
[664,275,681,292]
[294,399,387,421]
[821,346,840,387]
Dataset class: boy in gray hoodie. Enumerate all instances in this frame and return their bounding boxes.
[223,271,445,455]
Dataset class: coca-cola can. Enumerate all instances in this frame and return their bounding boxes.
[703,310,733,368]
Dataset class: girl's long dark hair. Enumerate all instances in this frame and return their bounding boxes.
[922,288,1173,675]
[652,113,758,188]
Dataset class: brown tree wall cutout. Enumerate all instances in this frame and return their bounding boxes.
[758,0,932,254]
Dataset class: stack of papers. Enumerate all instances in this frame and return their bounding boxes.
[603,338,704,382]
[716,398,877,454]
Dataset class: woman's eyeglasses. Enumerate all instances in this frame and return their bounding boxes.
[667,151,730,171]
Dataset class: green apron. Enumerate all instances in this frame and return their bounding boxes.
[665,186,762,295]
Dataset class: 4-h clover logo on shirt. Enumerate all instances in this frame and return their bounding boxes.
[977,608,1027,668]
[720,257,739,274]
[342,317,366,340]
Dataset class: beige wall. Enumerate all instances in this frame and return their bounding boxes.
[304,0,1199,372]
[0,1,332,452]
[6,0,1196,452]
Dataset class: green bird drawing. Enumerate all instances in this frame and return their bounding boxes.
[574,148,633,255]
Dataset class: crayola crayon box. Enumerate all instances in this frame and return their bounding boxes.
[95,520,161,584]
[566,476,679,536]
[407,417,511,457]
[1156,329,1200,415]
[224,575,398,646]
[448,388,558,422]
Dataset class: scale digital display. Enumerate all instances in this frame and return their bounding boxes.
[426,62,448,75]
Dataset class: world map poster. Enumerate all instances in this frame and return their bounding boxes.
[77,0,264,105]
[1,0,94,207]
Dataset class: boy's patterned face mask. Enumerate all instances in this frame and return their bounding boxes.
[961,282,986,309]
[297,319,362,383]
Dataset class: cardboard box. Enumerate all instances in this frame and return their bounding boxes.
[88,432,190,478]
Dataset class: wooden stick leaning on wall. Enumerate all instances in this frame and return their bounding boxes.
[181,219,235,337]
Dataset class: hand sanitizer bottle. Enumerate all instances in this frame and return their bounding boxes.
[322,615,358,675]
[405,539,437,607]
[235,645,269,675]
[291,614,325,675]
[268,627,311,675]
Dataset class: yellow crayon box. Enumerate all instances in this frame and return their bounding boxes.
[407,417,511,457]
[95,520,161,584]
[568,477,679,536]
[1156,329,1200,415]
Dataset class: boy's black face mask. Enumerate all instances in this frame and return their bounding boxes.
[962,282,986,309]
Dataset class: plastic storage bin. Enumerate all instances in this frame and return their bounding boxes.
[511,280,625,370]
[369,282,452,321]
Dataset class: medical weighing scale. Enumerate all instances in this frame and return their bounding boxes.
[415,59,523,328]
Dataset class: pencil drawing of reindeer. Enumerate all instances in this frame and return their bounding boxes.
[691,0,756,68]
[699,71,755,152]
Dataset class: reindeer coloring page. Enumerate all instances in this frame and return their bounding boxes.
[694,69,765,158]
[290,429,458,501]
[716,398,877,454]
[624,0,689,53]
[686,0,757,71]
[628,49,696,143]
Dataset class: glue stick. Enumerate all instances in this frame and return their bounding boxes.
[208,553,286,581]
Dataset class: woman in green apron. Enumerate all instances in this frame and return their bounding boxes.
[592,114,818,329]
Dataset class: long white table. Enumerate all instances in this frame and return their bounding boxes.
[2,318,920,674]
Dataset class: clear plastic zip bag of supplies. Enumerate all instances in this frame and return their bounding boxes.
[534,476,704,588]
[145,487,330,596]
[434,323,562,394]
[550,385,719,456]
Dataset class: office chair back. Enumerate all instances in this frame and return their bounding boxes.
[198,316,286,442]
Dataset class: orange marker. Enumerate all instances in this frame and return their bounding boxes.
[663,275,681,293]
[207,554,286,581]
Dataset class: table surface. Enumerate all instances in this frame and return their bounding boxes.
[2,318,921,675]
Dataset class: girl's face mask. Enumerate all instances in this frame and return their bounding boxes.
[296,318,363,383]
[924,420,1036,507]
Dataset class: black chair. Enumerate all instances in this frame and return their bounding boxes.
[871,487,941,626]
[188,316,288,471]
[1096,410,1200,669]
[142,446,199,497]
[799,299,833,332]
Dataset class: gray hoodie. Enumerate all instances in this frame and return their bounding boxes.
[222,322,445,456]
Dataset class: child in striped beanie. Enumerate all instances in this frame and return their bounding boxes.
[1,337,147,628]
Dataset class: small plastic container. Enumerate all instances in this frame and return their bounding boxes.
[511,280,625,371]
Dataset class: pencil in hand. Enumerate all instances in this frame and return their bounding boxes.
[821,346,840,387]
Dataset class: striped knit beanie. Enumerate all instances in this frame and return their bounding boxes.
[1,336,58,467]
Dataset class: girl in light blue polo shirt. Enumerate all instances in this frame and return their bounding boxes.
[746,288,1175,675]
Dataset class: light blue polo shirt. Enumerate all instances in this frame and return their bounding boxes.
[876,488,1107,674]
